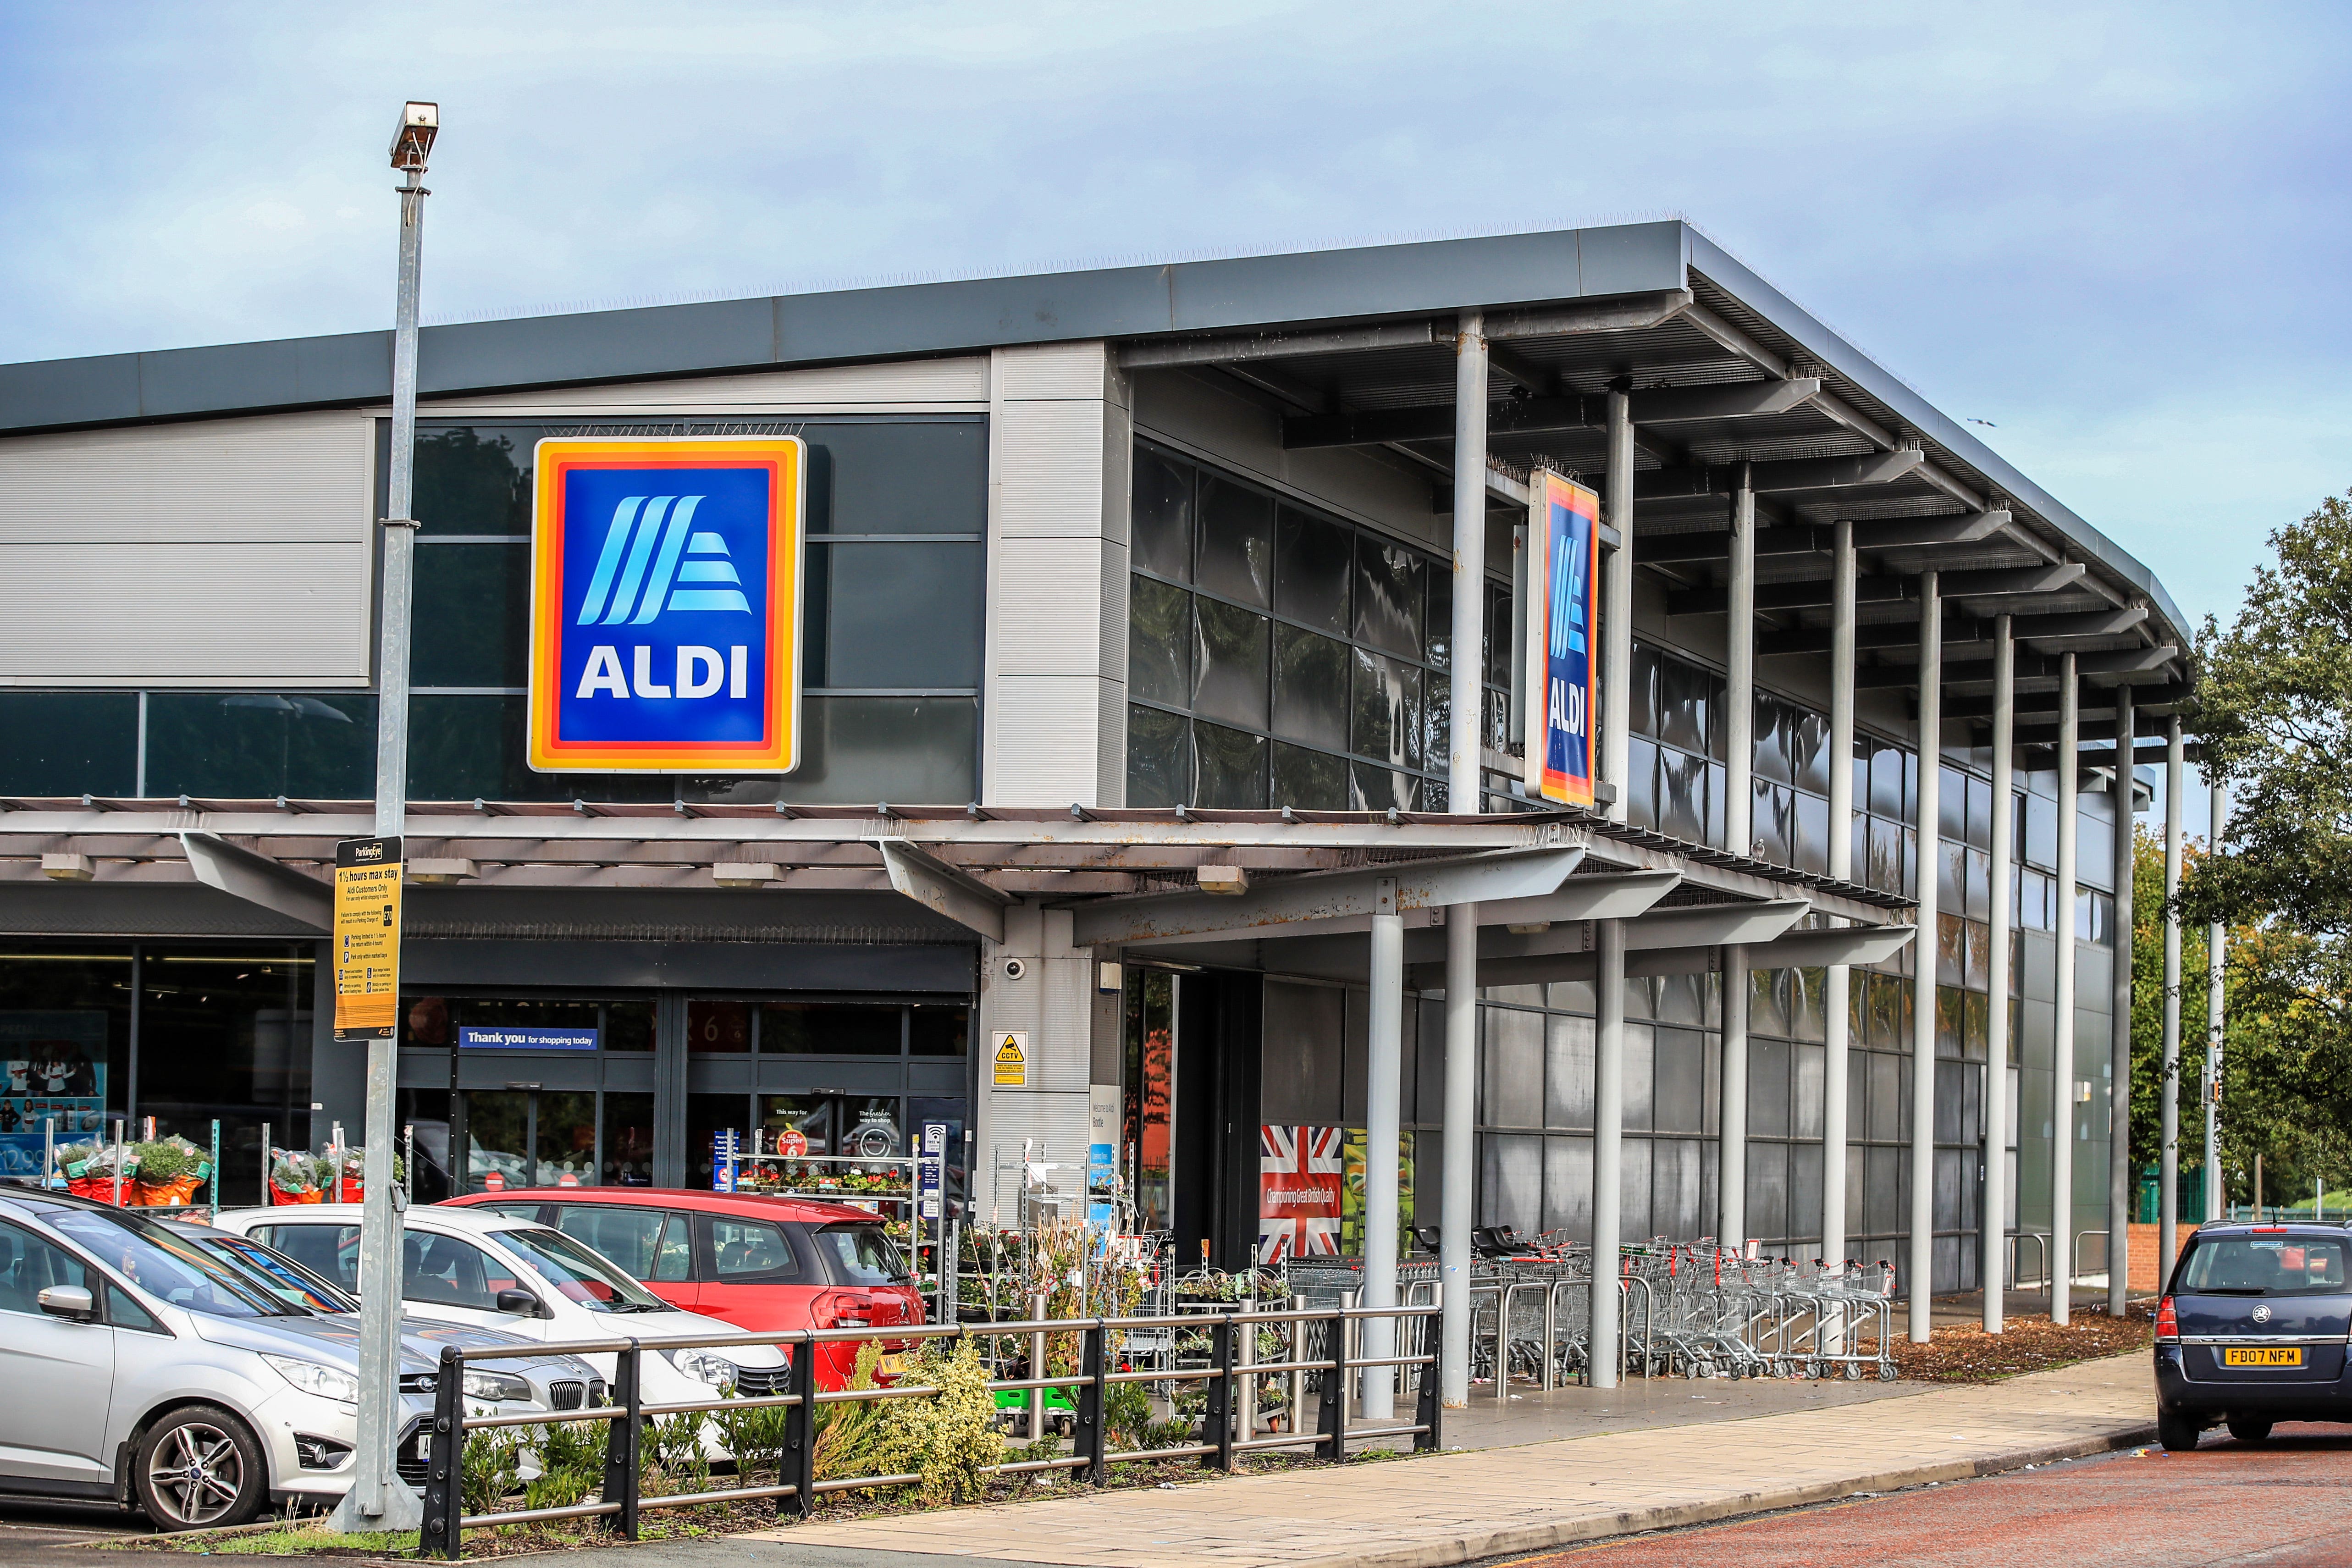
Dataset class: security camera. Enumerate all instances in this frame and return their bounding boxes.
[1002,957,1027,981]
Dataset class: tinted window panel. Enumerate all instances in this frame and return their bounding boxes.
[147,692,375,800]
[806,541,983,688]
[412,543,529,688]
[407,694,668,804]
[760,1004,902,1056]
[413,425,534,536]
[1353,536,1424,657]
[1195,475,1272,608]
[1270,742,1347,811]
[1126,705,1189,808]
[1131,447,1194,580]
[688,696,977,807]
[712,1218,799,1281]
[1274,506,1350,632]
[555,1205,669,1280]
[803,422,985,536]
[0,692,138,796]
[1271,624,1347,750]
[1193,721,1266,809]
[1127,575,1191,707]
[1191,598,1269,730]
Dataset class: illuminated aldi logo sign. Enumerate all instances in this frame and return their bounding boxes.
[528,437,804,773]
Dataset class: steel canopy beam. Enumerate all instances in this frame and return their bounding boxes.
[1281,380,1821,451]
[1072,845,1585,948]
[1636,449,1925,502]
[878,838,1011,944]
[1758,604,2147,657]
[1405,897,1810,987]
[1458,869,1685,937]
[179,830,331,931]
[1671,563,2082,618]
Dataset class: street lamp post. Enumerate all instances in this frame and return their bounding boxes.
[328,99,435,1535]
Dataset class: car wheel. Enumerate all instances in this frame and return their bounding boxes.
[2226,1416,2274,1443]
[2156,1409,2202,1452]
[134,1405,268,1530]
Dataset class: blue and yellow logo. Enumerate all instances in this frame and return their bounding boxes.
[527,437,804,773]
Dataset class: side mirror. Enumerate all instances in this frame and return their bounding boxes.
[494,1287,544,1318]
[38,1285,95,1320]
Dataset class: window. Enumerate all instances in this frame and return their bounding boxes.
[255,1223,356,1292]
[1127,442,1501,811]
[0,1222,88,1316]
[554,1206,684,1281]
[712,1218,799,1281]
[2178,1236,2349,1294]
[814,1224,908,1285]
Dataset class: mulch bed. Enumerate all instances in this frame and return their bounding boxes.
[1887,1305,2153,1383]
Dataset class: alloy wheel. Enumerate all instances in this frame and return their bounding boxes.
[147,1421,246,1527]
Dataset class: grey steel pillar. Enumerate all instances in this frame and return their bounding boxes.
[2052,654,2079,1324]
[1984,616,2014,1332]
[1363,881,1404,1420]
[333,105,433,1536]
[1822,520,1856,1271]
[2205,779,2225,1225]
[1908,572,1941,1342]
[1439,312,1488,1408]
[1601,391,1634,823]
[1720,944,1749,1249]
[2161,719,2184,1276]
[1590,918,1627,1386]
[2110,685,2136,1317]
[1724,469,1756,856]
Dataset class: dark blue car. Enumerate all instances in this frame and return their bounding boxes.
[2154,1223,2352,1450]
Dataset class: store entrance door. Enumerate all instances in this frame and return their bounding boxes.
[458,1089,600,1193]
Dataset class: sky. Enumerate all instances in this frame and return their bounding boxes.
[0,0,2344,665]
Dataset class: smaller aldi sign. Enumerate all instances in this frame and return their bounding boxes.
[1524,472,1600,807]
[529,436,805,773]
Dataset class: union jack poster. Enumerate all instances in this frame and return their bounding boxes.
[1257,1125,1343,1263]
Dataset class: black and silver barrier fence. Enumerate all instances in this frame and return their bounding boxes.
[416,1302,1443,1558]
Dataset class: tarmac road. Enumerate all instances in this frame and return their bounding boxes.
[1500,1423,2352,1568]
[0,1497,149,1568]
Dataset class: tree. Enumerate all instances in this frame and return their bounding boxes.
[2176,486,2352,1207]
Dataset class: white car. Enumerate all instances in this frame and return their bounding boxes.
[210,1205,788,1423]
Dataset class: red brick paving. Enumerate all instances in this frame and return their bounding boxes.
[1504,1425,2352,1567]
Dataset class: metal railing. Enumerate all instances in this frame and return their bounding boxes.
[416,1302,1441,1558]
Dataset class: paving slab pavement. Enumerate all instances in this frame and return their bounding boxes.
[725,1351,2153,1568]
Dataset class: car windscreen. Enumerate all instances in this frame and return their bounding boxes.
[50,1209,302,1318]
[2176,1235,2352,1295]
[494,1226,672,1312]
[815,1223,910,1285]
[201,1234,359,1314]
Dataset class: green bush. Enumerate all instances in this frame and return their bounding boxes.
[1104,1380,1152,1448]
[872,1340,1004,1506]
[710,1389,792,1481]
[640,1413,709,1497]
[460,1427,524,1515]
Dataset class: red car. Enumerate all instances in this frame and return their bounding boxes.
[442,1187,925,1388]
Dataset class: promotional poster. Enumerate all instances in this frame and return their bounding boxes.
[0,1010,109,1180]
[1524,471,1601,807]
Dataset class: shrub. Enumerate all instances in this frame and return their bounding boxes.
[710,1390,792,1481]
[461,1426,524,1515]
[1103,1380,1152,1448]
[871,1339,1003,1506]
[640,1412,709,1497]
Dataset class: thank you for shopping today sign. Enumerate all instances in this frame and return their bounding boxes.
[529,437,805,773]
[1524,471,1600,807]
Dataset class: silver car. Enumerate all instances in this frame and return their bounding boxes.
[0,1187,591,1529]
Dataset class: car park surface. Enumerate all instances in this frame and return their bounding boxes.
[442,1187,925,1387]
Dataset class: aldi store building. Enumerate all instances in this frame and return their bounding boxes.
[0,221,2191,1329]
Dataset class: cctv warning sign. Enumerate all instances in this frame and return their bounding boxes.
[991,1031,1029,1088]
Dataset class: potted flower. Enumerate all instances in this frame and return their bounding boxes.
[270,1149,325,1204]
[54,1139,120,1201]
[130,1140,201,1207]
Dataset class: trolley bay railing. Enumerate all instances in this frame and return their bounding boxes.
[415,1303,1442,1557]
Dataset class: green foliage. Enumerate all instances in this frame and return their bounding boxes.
[709,1390,792,1482]
[460,1425,525,1515]
[812,1339,1004,1505]
[1103,1380,1152,1447]
[2180,486,2352,1202]
[812,1341,892,1484]
[1137,1416,1199,1452]
[128,1139,190,1184]
[640,1412,710,1497]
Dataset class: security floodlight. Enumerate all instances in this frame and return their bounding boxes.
[390,101,438,171]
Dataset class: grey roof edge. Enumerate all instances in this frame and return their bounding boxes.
[1683,230,2192,650]
[0,221,1685,436]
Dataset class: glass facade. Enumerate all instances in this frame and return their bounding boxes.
[0,417,987,807]
[1126,441,1511,812]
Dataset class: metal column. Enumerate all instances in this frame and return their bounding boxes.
[1590,919,1627,1387]
[1601,391,1634,823]
[2052,654,2079,1325]
[1439,312,1488,1409]
[2160,719,2184,1277]
[334,106,432,1536]
[2204,779,2225,1225]
[1822,520,1856,1272]
[1721,943,1749,1250]
[1363,880,1404,1421]
[1984,616,2014,1332]
[2109,684,2136,1318]
[1908,572,1941,1342]
[1724,469,1755,856]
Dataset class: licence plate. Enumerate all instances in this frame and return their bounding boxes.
[2223,1346,2304,1368]
[875,1353,908,1379]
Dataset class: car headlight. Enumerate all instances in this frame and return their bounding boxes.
[262,1354,360,1407]
[662,1349,738,1391]
[462,1370,533,1403]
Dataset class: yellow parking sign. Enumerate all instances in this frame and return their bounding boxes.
[991,1031,1028,1088]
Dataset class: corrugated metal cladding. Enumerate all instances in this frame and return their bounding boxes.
[0,411,374,685]
[983,341,1132,807]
